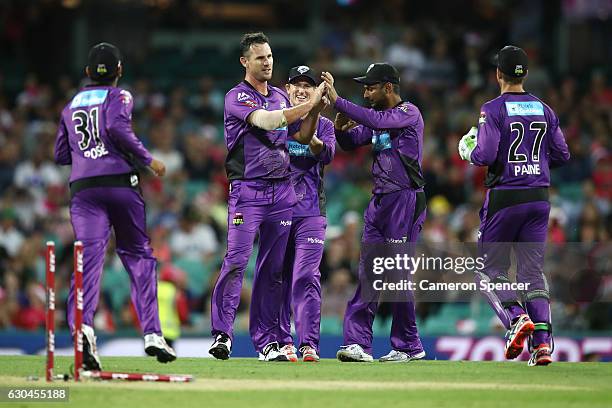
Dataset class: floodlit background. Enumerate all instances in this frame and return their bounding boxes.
[0,0,610,360]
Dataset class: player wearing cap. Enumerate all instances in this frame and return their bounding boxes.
[321,64,426,363]
[54,42,176,370]
[266,66,335,362]
[209,33,326,362]
[458,46,570,366]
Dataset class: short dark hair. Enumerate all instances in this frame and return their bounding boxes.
[501,72,525,85]
[240,32,269,56]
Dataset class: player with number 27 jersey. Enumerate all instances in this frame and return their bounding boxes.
[471,92,569,188]
[460,46,570,367]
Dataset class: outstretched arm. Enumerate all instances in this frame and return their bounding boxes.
[321,71,413,130]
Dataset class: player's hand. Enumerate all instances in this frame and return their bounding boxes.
[321,72,338,104]
[458,127,478,162]
[334,113,356,131]
[149,158,166,177]
[311,82,327,113]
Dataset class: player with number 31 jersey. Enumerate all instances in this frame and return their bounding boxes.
[458,46,570,367]
[54,42,175,371]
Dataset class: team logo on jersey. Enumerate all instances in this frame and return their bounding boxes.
[130,174,139,187]
[397,103,409,112]
[514,65,524,75]
[280,101,287,109]
[232,212,244,226]
[478,111,487,125]
[238,92,258,108]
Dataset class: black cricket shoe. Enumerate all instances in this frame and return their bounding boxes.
[209,333,232,360]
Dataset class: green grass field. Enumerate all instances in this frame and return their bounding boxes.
[0,356,611,407]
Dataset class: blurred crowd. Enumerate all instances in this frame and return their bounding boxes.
[0,20,611,337]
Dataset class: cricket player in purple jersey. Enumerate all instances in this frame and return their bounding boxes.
[208,33,326,362]
[54,43,176,370]
[458,46,570,366]
[321,64,426,363]
[266,66,335,363]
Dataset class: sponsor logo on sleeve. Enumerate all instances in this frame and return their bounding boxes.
[120,90,132,105]
[397,103,409,112]
[478,111,487,125]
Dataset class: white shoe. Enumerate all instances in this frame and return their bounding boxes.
[336,344,374,362]
[81,324,102,371]
[260,342,289,362]
[144,333,177,363]
[379,349,426,362]
[299,346,320,362]
[280,344,298,362]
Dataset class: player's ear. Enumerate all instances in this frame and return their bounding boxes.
[85,66,90,78]
[240,56,248,69]
[285,84,291,93]
[117,63,123,78]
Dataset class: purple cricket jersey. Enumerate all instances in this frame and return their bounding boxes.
[334,97,425,194]
[287,116,336,217]
[224,81,296,181]
[470,92,570,188]
[54,85,153,182]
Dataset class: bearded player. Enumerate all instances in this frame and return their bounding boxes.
[209,33,325,361]
[322,64,426,363]
[458,45,570,366]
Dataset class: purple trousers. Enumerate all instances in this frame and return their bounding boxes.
[343,189,426,355]
[477,189,551,345]
[211,179,295,352]
[276,215,326,352]
[67,187,160,335]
